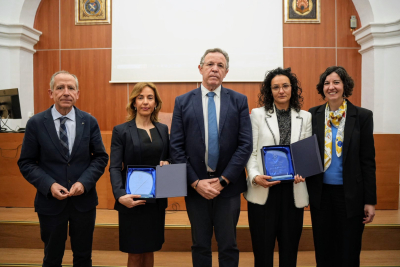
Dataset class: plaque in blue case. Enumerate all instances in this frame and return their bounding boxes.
[126,167,156,198]
[261,146,295,181]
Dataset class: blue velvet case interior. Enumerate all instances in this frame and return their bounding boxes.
[261,146,295,181]
[126,167,156,198]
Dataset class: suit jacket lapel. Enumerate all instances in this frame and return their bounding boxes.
[192,87,205,143]
[43,106,68,160]
[219,87,230,136]
[343,100,356,164]
[70,107,84,160]
[290,109,302,143]
[128,119,142,164]
[316,105,325,161]
[265,108,279,145]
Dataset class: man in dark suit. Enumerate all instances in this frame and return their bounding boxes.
[170,48,252,267]
[18,71,109,267]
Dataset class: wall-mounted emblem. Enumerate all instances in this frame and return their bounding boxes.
[75,0,110,25]
[284,0,321,23]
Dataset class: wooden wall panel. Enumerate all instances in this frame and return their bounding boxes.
[32,0,366,130]
[337,49,362,106]
[0,134,35,207]
[223,82,261,111]
[2,133,397,210]
[337,0,362,48]
[150,83,198,113]
[33,51,60,114]
[60,0,112,49]
[33,0,59,50]
[374,135,400,209]
[104,133,115,209]
[283,48,336,110]
[283,0,336,47]
[97,132,112,209]
[60,49,127,131]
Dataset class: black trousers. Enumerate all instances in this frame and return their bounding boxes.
[38,200,96,267]
[310,184,365,267]
[248,182,304,267]
[185,193,241,267]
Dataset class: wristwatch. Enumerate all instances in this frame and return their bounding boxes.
[219,176,228,187]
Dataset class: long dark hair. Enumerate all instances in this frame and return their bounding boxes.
[258,67,303,112]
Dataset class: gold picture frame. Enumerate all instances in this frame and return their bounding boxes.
[284,0,321,24]
[75,0,110,25]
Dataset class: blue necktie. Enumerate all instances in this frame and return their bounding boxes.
[207,92,219,170]
[59,117,69,158]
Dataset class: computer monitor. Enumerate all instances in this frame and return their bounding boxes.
[0,88,22,119]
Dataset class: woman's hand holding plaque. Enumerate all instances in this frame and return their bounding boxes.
[293,174,306,184]
[254,175,281,188]
[118,194,146,208]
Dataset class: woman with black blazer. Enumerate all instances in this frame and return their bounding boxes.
[308,66,376,267]
[110,82,169,267]
[245,67,311,267]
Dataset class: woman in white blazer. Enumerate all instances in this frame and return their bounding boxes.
[244,67,312,267]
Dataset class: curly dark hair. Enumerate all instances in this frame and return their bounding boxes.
[316,66,354,99]
[258,67,303,112]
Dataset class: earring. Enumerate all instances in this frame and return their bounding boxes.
[134,107,137,111]
[154,106,157,111]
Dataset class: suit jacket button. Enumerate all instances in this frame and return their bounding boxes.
[68,163,70,166]
[68,180,71,183]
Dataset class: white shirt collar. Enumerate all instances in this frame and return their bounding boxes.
[201,84,221,98]
[51,105,76,122]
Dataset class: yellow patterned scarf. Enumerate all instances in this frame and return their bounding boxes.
[324,100,347,171]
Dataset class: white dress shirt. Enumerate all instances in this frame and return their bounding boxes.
[201,84,221,172]
[51,105,76,155]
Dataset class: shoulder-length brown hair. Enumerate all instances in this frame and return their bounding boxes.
[126,82,163,122]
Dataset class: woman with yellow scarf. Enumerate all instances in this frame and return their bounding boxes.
[307,66,376,267]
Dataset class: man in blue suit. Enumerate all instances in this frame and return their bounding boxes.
[170,48,252,267]
[18,71,109,267]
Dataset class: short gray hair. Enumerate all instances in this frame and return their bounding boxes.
[50,70,79,91]
[199,48,229,70]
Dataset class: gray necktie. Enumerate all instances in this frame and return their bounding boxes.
[59,117,69,158]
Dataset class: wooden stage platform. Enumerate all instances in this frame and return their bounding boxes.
[1,207,400,266]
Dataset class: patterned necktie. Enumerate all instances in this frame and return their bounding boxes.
[59,117,69,158]
[207,92,219,170]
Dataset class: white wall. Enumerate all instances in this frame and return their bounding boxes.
[353,0,400,134]
[0,0,399,133]
[0,0,41,130]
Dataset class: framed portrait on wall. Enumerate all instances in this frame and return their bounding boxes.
[284,0,321,23]
[75,0,111,25]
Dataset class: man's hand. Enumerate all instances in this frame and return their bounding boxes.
[192,178,220,200]
[69,182,85,196]
[159,161,170,166]
[363,204,376,224]
[210,176,230,192]
[254,175,281,188]
[118,194,146,208]
[50,183,69,200]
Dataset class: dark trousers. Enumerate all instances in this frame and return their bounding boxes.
[185,193,241,267]
[38,200,96,267]
[248,182,304,267]
[310,184,365,267]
